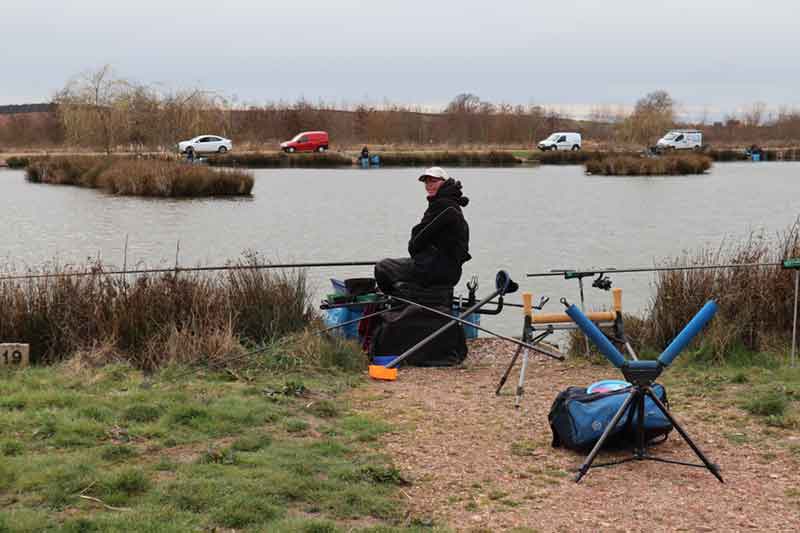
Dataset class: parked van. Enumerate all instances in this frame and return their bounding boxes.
[537,132,582,151]
[281,131,329,153]
[656,130,703,151]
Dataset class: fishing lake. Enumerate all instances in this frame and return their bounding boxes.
[2,162,798,339]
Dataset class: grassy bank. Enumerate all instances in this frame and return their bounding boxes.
[0,256,320,368]
[375,151,520,167]
[25,157,253,197]
[207,152,353,168]
[585,153,712,175]
[0,338,431,532]
[205,150,521,168]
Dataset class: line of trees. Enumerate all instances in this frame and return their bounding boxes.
[1,66,799,151]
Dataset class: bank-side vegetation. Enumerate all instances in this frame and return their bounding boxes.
[206,151,353,168]
[376,150,520,166]
[585,153,713,175]
[0,254,421,531]
[572,219,800,366]
[0,254,365,370]
[25,156,254,197]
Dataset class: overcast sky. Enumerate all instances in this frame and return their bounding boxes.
[1,0,797,118]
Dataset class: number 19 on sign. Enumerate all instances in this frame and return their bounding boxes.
[1,344,29,367]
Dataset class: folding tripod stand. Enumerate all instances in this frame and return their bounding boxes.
[496,288,634,408]
[564,298,724,483]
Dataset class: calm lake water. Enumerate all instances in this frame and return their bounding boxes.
[2,163,798,338]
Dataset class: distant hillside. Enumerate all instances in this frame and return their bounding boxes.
[0,103,55,114]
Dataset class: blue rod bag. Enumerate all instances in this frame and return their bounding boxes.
[548,384,673,451]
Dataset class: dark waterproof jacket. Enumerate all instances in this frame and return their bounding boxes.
[407,178,471,287]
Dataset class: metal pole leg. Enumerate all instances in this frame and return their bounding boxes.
[496,344,522,395]
[515,348,530,408]
[792,270,799,368]
[576,390,636,483]
[646,389,724,483]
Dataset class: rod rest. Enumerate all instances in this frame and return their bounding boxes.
[620,360,662,387]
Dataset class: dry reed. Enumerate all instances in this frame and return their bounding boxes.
[0,254,314,369]
[26,156,253,197]
[585,153,712,175]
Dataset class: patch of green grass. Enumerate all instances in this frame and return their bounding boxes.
[488,489,508,500]
[1,440,23,457]
[285,418,310,433]
[154,457,177,472]
[212,496,282,528]
[723,432,748,445]
[340,415,391,442]
[731,371,749,384]
[100,444,138,462]
[0,361,415,531]
[743,390,790,417]
[93,468,151,506]
[308,399,341,418]
[123,404,162,423]
[510,440,537,456]
[60,517,101,533]
[167,405,211,428]
[232,432,272,452]
[0,508,58,532]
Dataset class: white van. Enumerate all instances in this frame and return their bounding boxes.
[656,130,703,151]
[537,132,582,151]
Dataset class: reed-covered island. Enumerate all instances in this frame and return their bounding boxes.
[585,153,713,176]
[25,156,254,197]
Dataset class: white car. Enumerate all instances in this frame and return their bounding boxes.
[656,130,703,151]
[177,135,233,155]
[537,132,582,151]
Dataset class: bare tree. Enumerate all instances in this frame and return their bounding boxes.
[54,65,132,153]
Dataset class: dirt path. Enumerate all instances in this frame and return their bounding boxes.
[350,339,800,532]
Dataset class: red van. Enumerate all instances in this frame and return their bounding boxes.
[280,131,329,153]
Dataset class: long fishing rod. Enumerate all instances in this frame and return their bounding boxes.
[0,260,379,282]
[526,262,784,278]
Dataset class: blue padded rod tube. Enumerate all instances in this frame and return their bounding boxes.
[564,304,627,368]
[658,300,718,367]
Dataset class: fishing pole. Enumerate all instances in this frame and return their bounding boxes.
[526,262,784,278]
[0,260,379,282]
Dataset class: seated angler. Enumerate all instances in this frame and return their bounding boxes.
[375,166,471,295]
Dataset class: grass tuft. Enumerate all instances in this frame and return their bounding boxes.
[743,390,790,417]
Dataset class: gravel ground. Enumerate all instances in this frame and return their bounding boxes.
[350,339,800,532]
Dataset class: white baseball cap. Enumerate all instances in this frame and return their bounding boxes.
[418,166,450,182]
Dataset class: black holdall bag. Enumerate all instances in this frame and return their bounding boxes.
[370,302,467,367]
[548,384,673,451]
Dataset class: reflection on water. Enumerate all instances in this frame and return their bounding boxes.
[2,163,798,337]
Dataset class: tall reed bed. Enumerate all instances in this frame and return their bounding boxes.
[0,255,317,369]
[585,154,712,175]
[26,156,253,197]
[207,152,352,168]
[376,151,520,166]
[646,223,800,361]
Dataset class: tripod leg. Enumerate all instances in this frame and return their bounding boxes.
[495,344,522,395]
[515,348,529,408]
[575,391,636,483]
[646,389,724,483]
